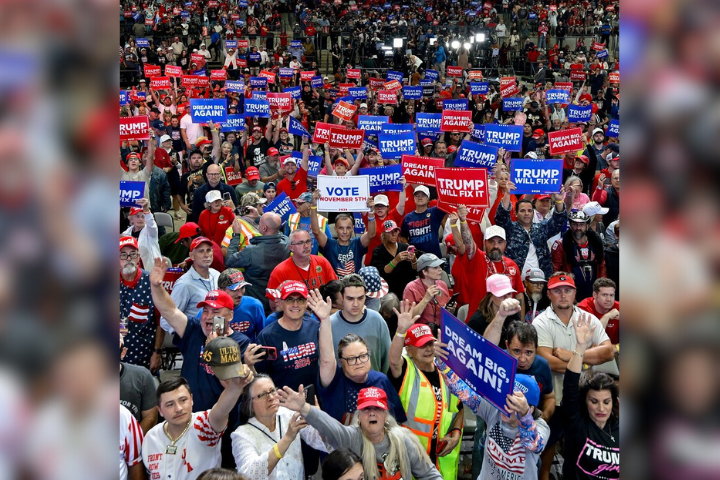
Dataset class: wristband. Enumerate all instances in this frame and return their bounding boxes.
[153,348,163,354]
[310,206,317,210]
[273,443,283,459]
[395,331,406,338]
[572,350,585,357]
[449,428,462,436]
[368,216,375,221]
[388,261,396,268]
[450,223,458,228]
[460,220,467,224]
[555,200,563,204]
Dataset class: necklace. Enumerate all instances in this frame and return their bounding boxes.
[598,420,615,442]
[163,419,192,454]
[293,258,312,287]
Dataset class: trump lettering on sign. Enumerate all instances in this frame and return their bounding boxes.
[143,64,161,77]
[312,122,342,144]
[382,123,414,135]
[328,128,365,149]
[446,66,463,77]
[435,168,489,208]
[383,80,403,91]
[416,113,442,133]
[359,164,403,194]
[484,124,523,152]
[440,111,472,133]
[401,155,444,187]
[548,128,584,155]
[378,132,416,160]
[378,90,398,104]
[347,69,361,79]
[120,116,150,141]
[510,159,563,194]
[454,140,498,169]
[150,77,172,89]
[332,101,357,122]
[545,89,570,104]
[120,181,146,207]
[443,99,469,111]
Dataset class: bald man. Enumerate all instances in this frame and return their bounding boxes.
[226,212,292,313]
[190,163,238,223]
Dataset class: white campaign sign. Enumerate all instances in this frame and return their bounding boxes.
[316,175,371,212]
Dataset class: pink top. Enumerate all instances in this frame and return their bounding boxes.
[572,193,590,211]
[402,278,450,325]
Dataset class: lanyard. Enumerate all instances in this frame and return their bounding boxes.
[249,415,283,443]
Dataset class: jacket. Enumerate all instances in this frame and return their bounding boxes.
[122,213,161,271]
[149,166,171,213]
[551,230,607,278]
[494,203,567,279]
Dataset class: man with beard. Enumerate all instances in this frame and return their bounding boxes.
[400,185,447,258]
[521,123,535,156]
[592,168,620,225]
[523,268,550,323]
[120,236,164,373]
[277,145,310,201]
[551,211,606,300]
[245,124,275,169]
[191,163,238,224]
[431,140,449,163]
[527,128,549,159]
[258,147,282,184]
[178,149,206,218]
[285,192,329,256]
[584,127,607,170]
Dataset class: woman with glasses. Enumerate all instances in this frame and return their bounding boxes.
[231,374,330,480]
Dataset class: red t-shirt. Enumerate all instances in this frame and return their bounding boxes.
[197,206,235,247]
[277,167,308,201]
[363,208,404,266]
[456,252,525,317]
[577,297,620,344]
[268,255,338,291]
[154,148,174,169]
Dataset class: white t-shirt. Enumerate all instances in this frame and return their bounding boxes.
[180,114,204,147]
[120,405,144,480]
[521,232,540,279]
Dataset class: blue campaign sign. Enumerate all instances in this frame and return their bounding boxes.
[349,87,368,99]
[470,82,489,95]
[284,86,301,99]
[120,181,146,207]
[120,90,129,105]
[180,11,190,18]
[136,91,147,100]
[265,192,297,223]
[545,89,570,104]
[471,124,485,142]
[359,164,403,194]
[243,98,270,118]
[441,309,517,413]
[568,104,593,123]
[357,115,388,134]
[443,99,468,111]
[190,99,227,123]
[596,49,609,59]
[279,68,294,77]
[194,68,206,76]
[503,97,523,111]
[290,40,302,49]
[528,12,537,18]
[416,113,442,133]
[511,159,563,194]
[249,76,268,88]
[136,38,150,48]
[378,132,416,160]
[419,79,435,86]
[606,119,619,137]
[387,70,403,82]
[235,19,245,26]
[292,151,322,177]
[418,131,441,144]
[484,124,523,152]
[455,140,498,169]
[311,76,324,88]
[249,53,261,62]
[424,69,439,80]
[239,0,248,6]
[252,91,267,101]
[403,86,423,100]
[353,212,365,234]
[288,116,311,138]
[225,40,238,49]
[382,123,414,135]
[220,115,246,132]
[225,80,245,93]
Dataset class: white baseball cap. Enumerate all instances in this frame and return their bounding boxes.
[414,185,430,197]
[374,194,390,206]
[206,190,222,203]
[582,201,609,217]
[485,225,506,241]
[592,127,605,136]
[159,134,172,143]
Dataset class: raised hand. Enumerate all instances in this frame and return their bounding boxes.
[277,384,307,412]
[506,390,530,417]
[307,289,332,321]
[285,411,308,440]
[457,204,468,221]
[243,343,267,367]
[149,257,171,286]
[498,298,521,317]
[573,312,596,348]
[393,299,420,333]
[434,331,449,360]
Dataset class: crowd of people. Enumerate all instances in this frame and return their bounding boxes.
[120,0,620,479]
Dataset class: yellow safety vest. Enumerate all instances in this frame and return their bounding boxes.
[287,213,328,235]
[398,355,461,480]
[222,218,260,250]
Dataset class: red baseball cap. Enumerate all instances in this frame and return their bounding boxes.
[252,126,262,132]
[175,222,201,243]
[405,323,435,347]
[532,129,545,139]
[119,236,138,251]
[126,152,141,161]
[547,274,576,290]
[383,220,399,233]
[448,145,457,153]
[280,280,309,299]
[444,233,455,250]
[190,236,214,252]
[246,167,260,181]
[333,157,349,168]
[357,387,389,411]
[129,207,144,216]
[196,137,212,148]
[267,147,279,156]
[535,194,552,200]
[575,155,590,165]
[421,138,433,146]
[196,289,234,310]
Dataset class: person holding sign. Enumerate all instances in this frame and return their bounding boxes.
[277,143,310,201]
[400,186,448,259]
[371,220,417,299]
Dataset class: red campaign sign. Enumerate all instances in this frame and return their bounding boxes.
[555,82,573,91]
[300,71,315,81]
[238,39,249,49]
[441,111,473,133]
[267,93,294,114]
[172,7,180,14]
[211,70,227,80]
[435,99,444,110]
[468,70,483,80]
[208,0,218,6]
[368,77,385,90]
[313,122,343,144]
[446,66,463,77]
[225,167,244,186]
[231,13,240,20]
[384,80,402,91]
[196,76,210,87]
[120,116,150,141]
[483,2,492,9]
[328,127,365,149]
[401,155,445,187]
[435,167,489,208]
[338,83,354,96]
[570,70,587,81]
[346,69,361,79]
[191,54,206,68]
[144,64,161,77]
[150,76,172,89]
[592,41,605,52]
[165,65,182,77]
[350,4,358,10]
[549,4,557,10]
[124,11,133,17]
[500,83,519,98]
[162,269,184,295]
[378,90,398,104]
[500,76,516,88]
[437,201,486,223]
[548,127,584,155]
[145,18,154,26]
[332,101,358,122]
[182,75,199,87]
[609,72,619,83]
[237,59,248,68]
[606,4,615,10]
[259,70,276,83]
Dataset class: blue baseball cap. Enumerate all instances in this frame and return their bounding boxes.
[514,374,541,407]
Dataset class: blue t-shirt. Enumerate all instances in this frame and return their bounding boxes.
[255,319,320,391]
[400,207,446,257]
[321,237,367,277]
[318,365,408,425]
[509,350,554,397]
[284,216,332,255]
[195,296,266,343]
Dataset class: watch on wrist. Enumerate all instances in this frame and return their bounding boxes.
[153,348,163,354]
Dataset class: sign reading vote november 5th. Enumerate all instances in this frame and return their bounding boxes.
[510,159,563,194]
[190,99,227,123]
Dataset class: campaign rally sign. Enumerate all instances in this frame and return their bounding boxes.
[386,70,403,82]
[347,68,361,79]
[220,115,246,132]
[353,212,365,234]
[181,75,209,88]
[596,49,609,59]
[190,54,205,67]
[357,115,388,134]
[484,124,523,152]
[606,119,619,137]
[282,85,300,100]
[349,87,368,99]
[422,86,436,97]
[332,101,357,122]
[510,159,563,194]
[378,132,416,160]
[359,164,403,194]
[300,71,315,81]
[329,127,365,149]
[568,104,593,123]
[416,113,442,133]
[368,77,385,90]
[401,155,444,187]
[243,98,270,118]
[503,97,523,112]
[609,72,619,84]
[165,65,182,77]
[383,80,402,91]
[291,151,323,177]
[252,91,267,102]
[403,86,423,100]
[120,116,150,141]
[435,168,489,208]
[378,90,398,104]
[500,76,516,88]
[555,82,573,91]
[470,82,489,95]
[424,69,439,80]
[570,70,587,81]
[136,38,150,48]
[149,76,172,90]
[454,141,498,169]
[210,69,227,81]
[290,40,302,49]
[143,64,161,77]
[312,122,341,144]
[500,82,519,98]
[120,90,129,105]
[193,68,207,77]
[120,181,146,207]
[225,40,238,50]
[443,99,469,111]
[545,89,570,104]
[288,116,311,138]
[259,71,276,83]
[265,192,297,223]
[446,66,463,77]
[190,99,228,123]
[440,111,472,133]
[548,128,584,155]
[249,76,268,88]
[311,76,324,88]
[237,39,249,49]
[267,93,293,116]
[471,124,485,142]
[224,167,244,186]
[225,80,245,93]
[382,123,414,135]
[437,201,486,223]
[279,68,295,78]
[317,175,371,212]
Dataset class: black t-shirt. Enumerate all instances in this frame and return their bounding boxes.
[245,137,271,168]
[466,311,521,348]
[370,243,416,299]
[180,166,206,205]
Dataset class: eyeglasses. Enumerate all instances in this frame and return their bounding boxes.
[284,296,308,304]
[341,353,370,366]
[291,239,313,246]
[253,387,278,401]
[120,252,139,260]
[207,173,222,177]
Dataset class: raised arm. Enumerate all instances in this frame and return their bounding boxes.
[310,190,328,248]
[272,118,281,143]
[265,119,274,141]
[389,299,419,379]
[208,120,221,161]
[449,213,465,256]
[456,205,476,258]
[359,197,376,248]
[349,149,364,176]
[148,257,189,337]
[307,289,336,388]
[208,370,254,433]
[483,298,521,345]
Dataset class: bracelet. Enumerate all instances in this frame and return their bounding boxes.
[388,261,396,268]
[460,220,467,224]
[395,331,406,338]
[450,223,458,228]
[368,216,375,221]
[449,427,462,436]
[273,443,283,459]
[555,200,563,204]
[153,348,163,354]
[310,206,317,210]
[572,350,584,357]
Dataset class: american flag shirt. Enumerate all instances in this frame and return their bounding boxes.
[320,236,367,278]
[120,269,157,369]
